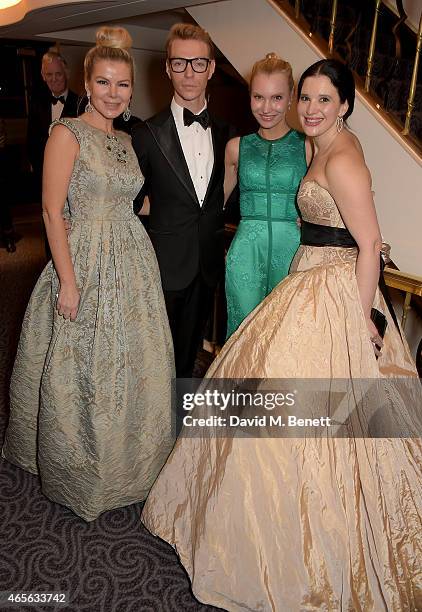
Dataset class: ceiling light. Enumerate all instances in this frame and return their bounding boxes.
[0,0,22,8]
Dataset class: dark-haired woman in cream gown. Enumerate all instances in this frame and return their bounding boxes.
[141,60,422,611]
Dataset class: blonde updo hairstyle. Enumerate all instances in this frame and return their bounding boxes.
[84,26,135,85]
[250,52,294,91]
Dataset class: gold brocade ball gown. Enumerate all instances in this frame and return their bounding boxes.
[2,118,175,522]
[141,180,422,611]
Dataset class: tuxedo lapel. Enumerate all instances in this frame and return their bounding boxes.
[60,91,73,117]
[42,102,52,132]
[62,99,70,118]
[63,92,77,118]
[147,111,199,206]
[202,118,224,208]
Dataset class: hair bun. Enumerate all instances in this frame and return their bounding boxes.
[265,52,279,60]
[96,26,132,51]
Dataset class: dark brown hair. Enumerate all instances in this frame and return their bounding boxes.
[297,59,355,120]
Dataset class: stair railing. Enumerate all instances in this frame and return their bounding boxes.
[376,1,408,108]
[365,0,382,91]
[280,0,422,157]
[403,11,422,136]
[328,0,338,54]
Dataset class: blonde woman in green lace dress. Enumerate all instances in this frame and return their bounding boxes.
[224,54,312,338]
[2,27,174,521]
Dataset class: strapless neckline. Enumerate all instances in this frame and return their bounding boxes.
[300,179,335,201]
[298,178,347,229]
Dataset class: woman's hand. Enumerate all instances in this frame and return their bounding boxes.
[366,317,383,358]
[56,283,80,321]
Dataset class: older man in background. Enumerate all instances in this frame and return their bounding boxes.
[27,49,79,201]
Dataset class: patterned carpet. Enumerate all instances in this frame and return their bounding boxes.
[0,206,220,612]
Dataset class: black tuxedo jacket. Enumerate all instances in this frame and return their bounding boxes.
[132,107,235,291]
[27,88,79,175]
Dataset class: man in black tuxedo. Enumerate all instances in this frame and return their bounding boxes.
[132,24,234,378]
[27,49,79,198]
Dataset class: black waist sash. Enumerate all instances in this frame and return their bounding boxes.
[300,221,400,332]
[301,221,357,248]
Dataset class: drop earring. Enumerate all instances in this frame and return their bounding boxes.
[85,92,94,113]
[123,106,132,122]
[336,115,344,133]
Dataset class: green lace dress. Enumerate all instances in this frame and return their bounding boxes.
[225,130,307,338]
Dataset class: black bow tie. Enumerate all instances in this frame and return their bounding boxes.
[183,107,210,130]
[51,95,65,105]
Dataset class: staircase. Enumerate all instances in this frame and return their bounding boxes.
[284,0,422,149]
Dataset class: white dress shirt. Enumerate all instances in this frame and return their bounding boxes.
[51,89,68,122]
[171,98,214,206]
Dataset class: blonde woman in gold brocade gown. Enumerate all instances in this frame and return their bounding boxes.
[2,27,174,521]
[141,60,422,611]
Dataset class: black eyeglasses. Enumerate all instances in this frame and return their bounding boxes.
[169,57,212,73]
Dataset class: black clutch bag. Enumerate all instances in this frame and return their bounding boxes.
[370,308,387,338]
